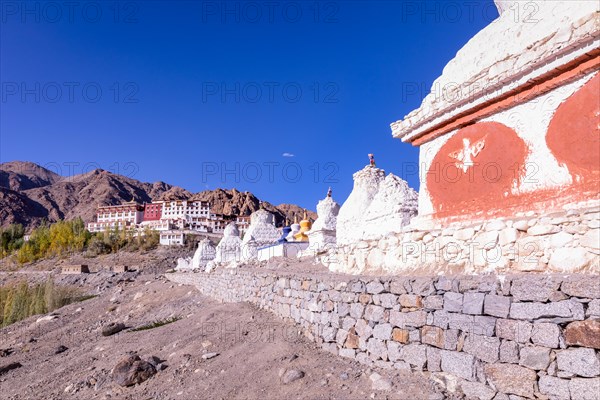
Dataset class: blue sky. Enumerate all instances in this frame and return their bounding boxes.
[1,1,497,210]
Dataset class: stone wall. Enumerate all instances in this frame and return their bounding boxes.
[327,204,599,276]
[166,269,600,399]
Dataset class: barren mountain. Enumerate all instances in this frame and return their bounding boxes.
[0,187,49,227]
[0,161,315,230]
[0,161,62,191]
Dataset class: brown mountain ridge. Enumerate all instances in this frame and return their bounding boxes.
[0,161,316,230]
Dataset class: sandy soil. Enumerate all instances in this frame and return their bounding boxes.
[0,272,450,400]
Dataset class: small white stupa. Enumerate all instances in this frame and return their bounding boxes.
[286,216,301,241]
[336,154,418,246]
[214,222,243,264]
[307,187,340,251]
[175,238,216,271]
[241,208,280,260]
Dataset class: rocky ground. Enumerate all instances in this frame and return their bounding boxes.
[0,257,450,400]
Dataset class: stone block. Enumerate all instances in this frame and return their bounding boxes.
[335,328,348,346]
[454,228,476,241]
[423,295,444,310]
[378,293,398,308]
[499,340,519,363]
[341,316,356,331]
[561,277,600,299]
[400,344,427,368]
[350,280,365,293]
[358,294,372,304]
[390,279,408,294]
[444,329,459,351]
[499,227,518,246]
[392,328,409,344]
[531,322,560,348]
[421,325,444,348]
[409,328,420,343]
[338,348,355,359]
[510,276,561,302]
[587,299,600,318]
[344,328,359,349]
[354,319,372,339]
[569,377,600,400]
[372,323,392,341]
[435,276,454,291]
[527,224,559,236]
[549,231,574,248]
[549,247,591,272]
[366,281,385,294]
[474,316,497,336]
[387,341,402,362]
[463,334,500,363]
[366,338,388,361]
[463,292,485,315]
[441,350,475,381]
[459,381,496,400]
[448,313,474,332]
[389,310,427,328]
[538,375,570,400]
[484,363,537,398]
[336,302,350,317]
[321,326,337,342]
[556,348,600,377]
[580,229,600,250]
[496,319,532,343]
[484,294,511,318]
[519,345,551,370]
[364,305,385,322]
[433,310,450,329]
[410,278,436,296]
[349,303,364,319]
[427,346,442,372]
[444,292,463,312]
[564,320,600,349]
[399,294,423,308]
[509,301,580,321]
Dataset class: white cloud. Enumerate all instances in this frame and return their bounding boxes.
[282,152,295,157]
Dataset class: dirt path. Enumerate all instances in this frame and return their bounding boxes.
[0,276,448,400]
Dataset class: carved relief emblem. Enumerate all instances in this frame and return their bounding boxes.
[449,137,486,172]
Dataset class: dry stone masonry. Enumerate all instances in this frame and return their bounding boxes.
[328,193,599,276]
[167,270,600,399]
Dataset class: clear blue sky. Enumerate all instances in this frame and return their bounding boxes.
[1,1,497,210]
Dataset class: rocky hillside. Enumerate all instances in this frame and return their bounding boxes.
[192,189,316,227]
[0,161,315,230]
[0,161,62,191]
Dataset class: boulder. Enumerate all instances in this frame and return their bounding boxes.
[102,322,126,337]
[111,355,156,387]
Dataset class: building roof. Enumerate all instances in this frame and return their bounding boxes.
[391,1,599,145]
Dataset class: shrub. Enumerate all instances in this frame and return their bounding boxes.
[0,277,89,327]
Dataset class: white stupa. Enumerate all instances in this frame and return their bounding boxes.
[307,187,340,251]
[336,156,418,246]
[241,208,280,260]
[214,222,243,264]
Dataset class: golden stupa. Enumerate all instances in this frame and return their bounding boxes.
[293,210,312,242]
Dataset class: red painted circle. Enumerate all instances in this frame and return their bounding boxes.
[547,73,600,180]
[427,122,529,216]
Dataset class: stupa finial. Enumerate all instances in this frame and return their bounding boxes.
[327,187,332,197]
[368,153,376,167]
